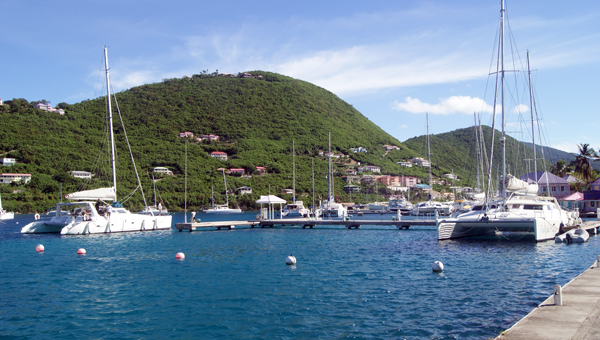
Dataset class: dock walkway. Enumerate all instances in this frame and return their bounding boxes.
[497,258,600,339]
[174,218,437,231]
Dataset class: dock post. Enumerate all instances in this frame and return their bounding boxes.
[553,285,563,306]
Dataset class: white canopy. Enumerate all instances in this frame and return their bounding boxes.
[255,195,286,204]
[255,195,286,220]
[66,187,117,201]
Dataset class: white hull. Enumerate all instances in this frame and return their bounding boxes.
[21,201,172,235]
[202,206,242,214]
[437,195,580,242]
[1,211,15,220]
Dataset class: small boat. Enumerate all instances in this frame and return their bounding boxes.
[282,201,309,217]
[0,190,14,220]
[555,228,589,243]
[201,169,242,214]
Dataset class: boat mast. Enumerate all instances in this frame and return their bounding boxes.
[293,140,296,203]
[500,0,507,202]
[427,113,432,201]
[222,169,229,206]
[328,132,332,207]
[104,46,118,199]
[527,50,537,177]
[184,140,187,222]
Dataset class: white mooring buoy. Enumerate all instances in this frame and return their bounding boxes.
[286,254,296,265]
[175,252,185,260]
[36,244,44,252]
[432,260,444,272]
[77,248,86,255]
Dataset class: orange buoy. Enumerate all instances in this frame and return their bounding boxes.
[77,248,86,255]
[175,252,185,260]
[36,244,44,252]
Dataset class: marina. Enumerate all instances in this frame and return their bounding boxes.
[3,212,600,339]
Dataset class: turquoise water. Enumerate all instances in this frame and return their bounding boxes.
[1,212,598,339]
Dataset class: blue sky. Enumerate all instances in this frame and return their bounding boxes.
[1,0,598,154]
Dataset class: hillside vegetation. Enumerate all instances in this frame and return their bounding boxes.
[0,71,565,213]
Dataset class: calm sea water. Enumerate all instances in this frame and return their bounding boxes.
[1,212,598,339]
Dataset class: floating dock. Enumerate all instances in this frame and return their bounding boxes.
[174,218,437,231]
[175,221,259,231]
[256,218,436,229]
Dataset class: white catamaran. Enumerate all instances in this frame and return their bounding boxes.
[436,1,580,242]
[21,47,172,235]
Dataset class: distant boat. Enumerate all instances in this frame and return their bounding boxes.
[317,132,348,219]
[139,175,168,215]
[201,169,241,214]
[0,190,14,220]
[21,47,172,234]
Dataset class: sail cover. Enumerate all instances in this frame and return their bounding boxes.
[505,175,538,195]
[66,187,117,201]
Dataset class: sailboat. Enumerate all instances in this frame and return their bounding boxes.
[281,140,309,217]
[437,1,580,241]
[0,191,15,220]
[317,132,348,219]
[21,47,173,234]
[139,174,168,215]
[201,169,242,214]
[410,113,451,216]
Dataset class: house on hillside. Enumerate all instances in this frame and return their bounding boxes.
[343,185,361,193]
[255,166,266,173]
[412,157,430,167]
[153,167,173,175]
[228,168,245,176]
[0,173,31,184]
[179,132,194,138]
[210,151,228,161]
[397,161,412,167]
[350,147,367,153]
[519,171,571,199]
[236,186,252,195]
[358,165,381,173]
[1,158,16,166]
[70,171,93,179]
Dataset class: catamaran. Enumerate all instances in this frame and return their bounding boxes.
[436,1,580,241]
[21,47,172,234]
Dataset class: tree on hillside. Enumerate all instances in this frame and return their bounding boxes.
[549,160,572,178]
[569,143,598,185]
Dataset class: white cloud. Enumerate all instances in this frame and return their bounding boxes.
[392,96,495,115]
[511,104,529,114]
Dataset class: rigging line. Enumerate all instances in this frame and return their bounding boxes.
[110,82,149,208]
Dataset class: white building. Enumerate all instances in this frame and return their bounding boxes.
[70,171,94,179]
[153,167,173,175]
[1,158,16,166]
[236,186,252,195]
[0,173,32,184]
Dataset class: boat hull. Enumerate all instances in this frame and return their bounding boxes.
[437,216,560,242]
[60,215,172,235]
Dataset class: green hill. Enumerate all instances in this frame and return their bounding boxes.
[0,71,432,213]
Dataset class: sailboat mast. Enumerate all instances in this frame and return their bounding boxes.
[500,0,507,201]
[427,113,432,201]
[328,132,332,207]
[474,113,481,192]
[293,140,296,203]
[527,50,537,177]
[222,169,229,206]
[104,46,118,199]
[184,140,187,222]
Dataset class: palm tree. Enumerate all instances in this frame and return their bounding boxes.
[549,160,572,178]
[569,143,598,185]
